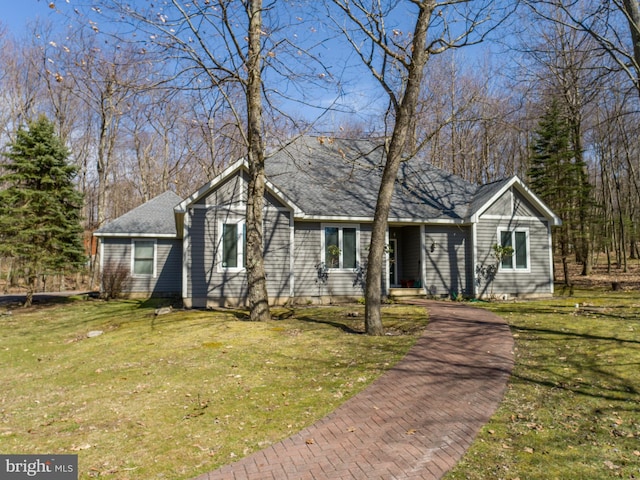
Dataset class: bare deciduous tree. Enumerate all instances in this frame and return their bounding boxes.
[414,53,529,183]
[329,0,512,334]
[519,1,640,277]
[60,32,154,228]
[525,0,640,98]
[0,33,44,141]
[67,0,328,321]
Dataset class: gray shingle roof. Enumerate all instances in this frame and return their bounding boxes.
[396,160,479,220]
[265,136,481,221]
[94,190,183,236]
[467,177,513,218]
[265,137,385,217]
[97,137,531,235]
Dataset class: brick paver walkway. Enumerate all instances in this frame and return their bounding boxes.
[193,300,514,480]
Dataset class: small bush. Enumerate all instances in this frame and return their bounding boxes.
[101,263,130,300]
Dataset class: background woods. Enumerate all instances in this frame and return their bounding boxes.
[0,0,639,294]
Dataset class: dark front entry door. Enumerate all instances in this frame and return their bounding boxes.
[389,238,398,287]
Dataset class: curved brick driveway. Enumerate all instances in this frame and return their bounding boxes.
[193,300,514,480]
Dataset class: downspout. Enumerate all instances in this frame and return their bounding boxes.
[383,228,390,297]
[98,238,104,293]
[472,222,478,298]
[289,212,295,300]
[182,209,190,305]
[420,224,426,291]
[547,221,554,295]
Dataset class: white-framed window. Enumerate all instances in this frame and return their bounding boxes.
[322,224,359,269]
[219,219,246,271]
[498,228,530,272]
[131,239,156,277]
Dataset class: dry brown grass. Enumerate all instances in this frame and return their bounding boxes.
[555,258,640,291]
[0,298,428,479]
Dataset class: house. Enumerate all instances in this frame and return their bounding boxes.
[94,136,561,306]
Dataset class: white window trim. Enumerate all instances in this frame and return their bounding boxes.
[131,238,157,278]
[217,218,246,272]
[497,227,530,273]
[321,223,360,270]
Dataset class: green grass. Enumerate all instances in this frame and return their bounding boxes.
[0,299,427,479]
[446,289,640,480]
[5,289,639,480]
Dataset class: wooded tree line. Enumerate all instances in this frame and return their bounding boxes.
[0,1,639,311]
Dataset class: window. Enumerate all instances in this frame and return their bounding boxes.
[498,229,529,271]
[220,221,246,270]
[132,240,155,276]
[323,225,358,269]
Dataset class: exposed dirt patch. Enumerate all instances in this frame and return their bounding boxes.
[556,259,640,291]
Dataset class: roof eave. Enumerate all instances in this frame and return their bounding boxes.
[93,232,178,238]
[293,214,468,225]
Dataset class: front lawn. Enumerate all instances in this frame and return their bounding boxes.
[0,299,427,479]
[4,287,638,480]
[446,289,640,480]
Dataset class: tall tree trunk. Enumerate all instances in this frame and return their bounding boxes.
[24,274,36,308]
[245,0,271,322]
[560,227,572,287]
[365,3,433,335]
[623,0,640,95]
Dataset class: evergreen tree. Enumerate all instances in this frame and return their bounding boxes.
[528,98,592,285]
[0,115,86,307]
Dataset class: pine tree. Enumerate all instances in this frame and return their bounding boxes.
[529,100,572,199]
[528,98,592,285]
[0,115,86,307]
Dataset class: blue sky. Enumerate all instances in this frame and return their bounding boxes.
[1,1,502,129]
[1,1,55,35]
[0,1,389,128]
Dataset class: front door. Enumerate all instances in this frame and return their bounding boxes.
[389,238,398,287]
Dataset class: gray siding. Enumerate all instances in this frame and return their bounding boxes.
[185,173,292,307]
[188,174,246,306]
[101,238,131,272]
[476,217,552,297]
[186,206,247,307]
[292,222,322,298]
[424,226,473,296]
[101,237,182,295]
[482,187,546,220]
[475,186,553,297]
[265,191,286,209]
[292,222,370,302]
[196,173,247,206]
[483,189,512,217]
[264,207,292,302]
[153,240,183,294]
[514,190,541,217]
